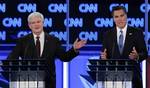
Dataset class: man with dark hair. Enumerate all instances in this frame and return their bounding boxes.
[100,6,148,88]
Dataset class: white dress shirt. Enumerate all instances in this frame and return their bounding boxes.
[117,24,127,47]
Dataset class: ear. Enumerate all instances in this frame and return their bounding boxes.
[28,23,32,29]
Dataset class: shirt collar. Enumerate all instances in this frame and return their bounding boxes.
[116,24,127,33]
[33,31,44,39]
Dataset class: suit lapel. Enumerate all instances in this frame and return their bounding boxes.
[122,27,133,54]
[29,33,49,58]
[28,34,38,58]
[41,33,49,58]
[112,28,121,55]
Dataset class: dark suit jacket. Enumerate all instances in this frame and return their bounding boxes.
[102,26,147,61]
[102,26,148,88]
[7,32,79,88]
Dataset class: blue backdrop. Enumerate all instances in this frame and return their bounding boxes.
[0,0,149,88]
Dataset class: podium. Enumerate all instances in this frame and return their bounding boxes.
[88,59,140,88]
[0,59,48,88]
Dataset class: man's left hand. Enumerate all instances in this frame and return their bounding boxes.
[129,47,139,60]
[73,38,87,50]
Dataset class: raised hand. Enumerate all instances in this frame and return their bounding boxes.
[129,47,139,60]
[73,38,87,50]
[100,48,107,60]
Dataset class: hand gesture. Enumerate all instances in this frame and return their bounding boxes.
[100,48,107,60]
[73,38,87,50]
[129,47,139,60]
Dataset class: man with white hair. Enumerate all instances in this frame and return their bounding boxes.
[7,12,87,88]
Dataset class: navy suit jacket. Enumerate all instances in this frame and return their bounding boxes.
[7,32,79,88]
[102,26,147,62]
[102,26,148,88]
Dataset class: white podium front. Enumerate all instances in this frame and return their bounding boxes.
[10,81,44,88]
[88,59,139,88]
[97,81,132,88]
[0,59,47,88]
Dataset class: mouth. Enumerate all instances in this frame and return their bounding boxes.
[118,22,125,25]
[34,27,41,30]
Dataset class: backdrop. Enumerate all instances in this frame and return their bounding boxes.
[0,0,149,88]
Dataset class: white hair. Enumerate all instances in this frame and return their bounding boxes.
[27,12,44,22]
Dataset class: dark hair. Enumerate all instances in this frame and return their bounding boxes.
[111,6,127,16]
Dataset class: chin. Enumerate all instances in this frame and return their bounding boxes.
[118,25,125,28]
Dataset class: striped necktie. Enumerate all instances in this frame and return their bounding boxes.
[119,30,124,54]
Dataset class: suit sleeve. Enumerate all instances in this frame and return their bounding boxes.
[102,32,107,52]
[7,39,22,60]
[55,38,79,62]
[136,30,148,62]
[101,32,111,59]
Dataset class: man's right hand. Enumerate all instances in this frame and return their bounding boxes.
[100,48,107,60]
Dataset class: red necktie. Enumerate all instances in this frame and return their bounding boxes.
[36,36,41,57]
